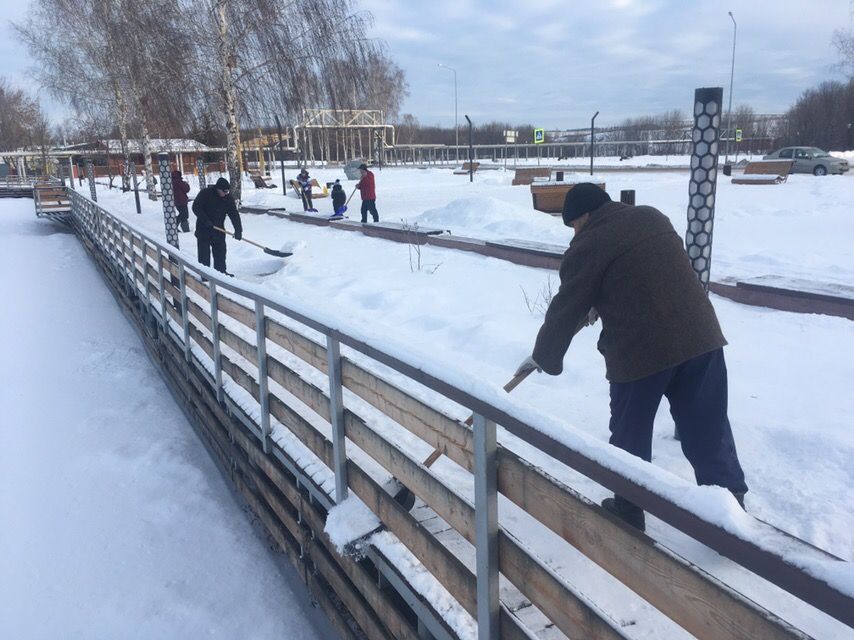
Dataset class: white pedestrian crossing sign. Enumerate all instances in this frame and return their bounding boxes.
[533,128,545,144]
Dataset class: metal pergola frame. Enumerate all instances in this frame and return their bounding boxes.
[293,109,396,166]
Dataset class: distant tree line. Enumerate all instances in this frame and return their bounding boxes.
[778,79,853,151]
[15,0,409,200]
[394,107,780,156]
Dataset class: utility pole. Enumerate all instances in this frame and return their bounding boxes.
[274,115,287,197]
[590,111,599,176]
[725,11,737,165]
[465,115,473,183]
[438,63,458,162]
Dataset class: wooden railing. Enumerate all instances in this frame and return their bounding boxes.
[65,188,852,640]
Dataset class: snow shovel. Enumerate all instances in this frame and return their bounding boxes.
[391,369,535,507]
[393,312,596,507]
[214,226,292,258]
[337,186,358,215]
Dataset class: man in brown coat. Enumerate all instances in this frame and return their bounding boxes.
[516,183,747,531]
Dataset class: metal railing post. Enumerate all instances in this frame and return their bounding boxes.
[178,264,191,363]
[119,225,130,294]
[209,282,224,402]
[140,236,150,314]
[326,335,349,503]
[255,300,271,453]
[473,412,499,640]
[157,252,167,335]
[139,236,151,315]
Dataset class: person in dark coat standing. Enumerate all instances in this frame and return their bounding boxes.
[356,163,378,223]
[191,177,242,273]
[171,169,191,232]
[515,183,747,532]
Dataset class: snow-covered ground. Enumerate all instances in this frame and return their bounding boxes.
[81,166,854,558]
[227,161,854,286]
[0,200,336,639]
[55,166,854,636]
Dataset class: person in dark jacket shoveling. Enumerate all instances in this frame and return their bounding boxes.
[330,179,346,219]
[515,183,748,532]
[192,177,242,274]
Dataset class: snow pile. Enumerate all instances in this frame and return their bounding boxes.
[828,150,853,159]
[371,530,477,639]
[324,495,382,555]
[410,195,569,244]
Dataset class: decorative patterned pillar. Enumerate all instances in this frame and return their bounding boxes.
[85,158,97,202]
[158,153,179,248]
[196,157,207,190]
[686,87,723,291]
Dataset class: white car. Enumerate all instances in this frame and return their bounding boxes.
[763,147,849,175]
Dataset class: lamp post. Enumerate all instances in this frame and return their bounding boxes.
[590,111,599,176]
[438,63,459,162]
[465,115,473,183]
[724,11,737,165]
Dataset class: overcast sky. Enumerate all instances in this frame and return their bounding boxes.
[2,0,851,128]
[361,0,852,127]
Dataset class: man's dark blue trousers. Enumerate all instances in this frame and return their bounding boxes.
[608,347,748,495]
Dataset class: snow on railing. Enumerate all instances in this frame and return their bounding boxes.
[65,187,853,639]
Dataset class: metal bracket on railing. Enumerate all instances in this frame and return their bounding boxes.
[139,236,149,316]
[255,299,271,453]
[472,412,498,640]
[327,334,349,504]
[157,253,167,336]
[209,282,224,403]
[122,225,133,297]
[117,224,127,293]
[178,264,191,363]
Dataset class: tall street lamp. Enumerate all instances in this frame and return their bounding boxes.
[725,11,737,165]
[438,63,459,162]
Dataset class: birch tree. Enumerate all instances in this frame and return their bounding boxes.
[16,0,134,188]
[182,0,386,201]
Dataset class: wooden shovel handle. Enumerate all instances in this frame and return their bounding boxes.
[425,313,594,467]
[462,368,534,427]
[213,225,262,251]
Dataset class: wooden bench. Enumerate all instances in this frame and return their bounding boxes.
[531,182,606,215]
[250,173,277,189]
[453,161,480,175]
[512,167,551,186]
[732,160,793,185]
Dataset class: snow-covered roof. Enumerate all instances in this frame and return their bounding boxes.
[102,139,211,153]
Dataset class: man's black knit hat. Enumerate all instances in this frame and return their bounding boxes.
[215,177,230,191]
[562,183,611,226]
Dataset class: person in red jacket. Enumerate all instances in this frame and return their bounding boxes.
[171,169,191,232]
[356,163,379,223]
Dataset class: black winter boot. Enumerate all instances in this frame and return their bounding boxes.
[601,496,646,532]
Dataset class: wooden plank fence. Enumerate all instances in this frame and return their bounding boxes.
[62,187,852,640]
